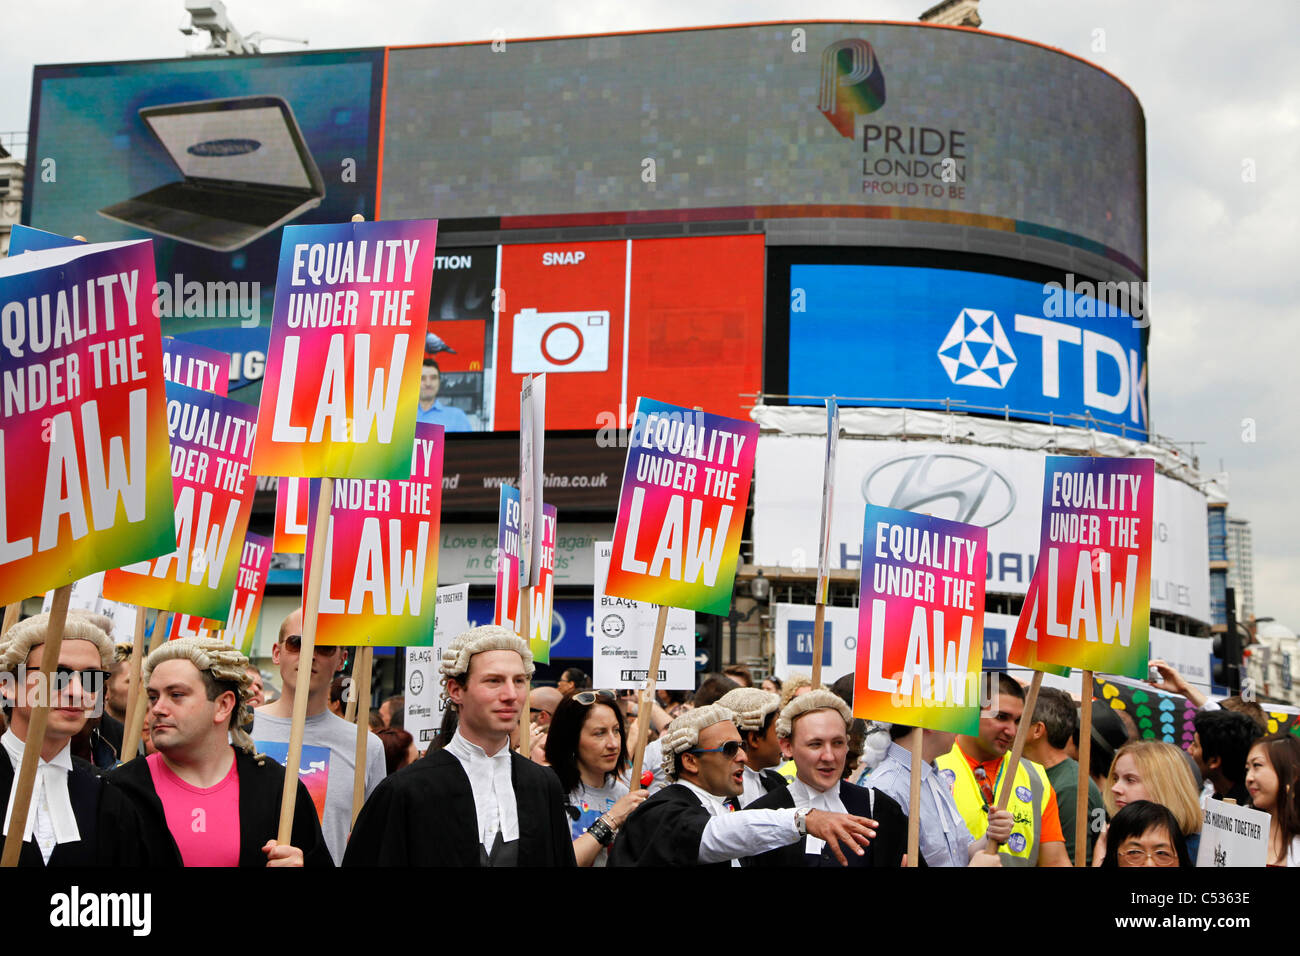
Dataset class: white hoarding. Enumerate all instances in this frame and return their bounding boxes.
[404,584,470,749]
[1197,798,1271,867]
[754,437,1210,623]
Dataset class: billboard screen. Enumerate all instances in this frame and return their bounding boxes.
[776,259,1149,439]
[382,22,1146,276]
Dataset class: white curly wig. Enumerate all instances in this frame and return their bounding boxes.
[145,636,255,753]
[0,609,116,673]
[439,624,534,693]
[775,689,852,739]
[716,687,781,732]
[660,704,737,780]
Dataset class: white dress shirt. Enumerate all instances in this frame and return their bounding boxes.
[788,777,848,855]
[2,730,80,864]
[445,730,519,848]
[678,779,800,866]
[739,766,771,808]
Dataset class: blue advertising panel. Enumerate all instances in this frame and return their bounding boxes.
[787,618,834,668]
[468,598,594,660]
[787,265,1148,438]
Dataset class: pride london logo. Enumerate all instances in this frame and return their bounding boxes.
[818,39,887,138]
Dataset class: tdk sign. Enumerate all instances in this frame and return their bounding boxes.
[788,264,1148,438]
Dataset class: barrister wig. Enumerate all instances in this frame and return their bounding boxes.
[145,637,255,753]
[0,609,116,673]
[660,704,737,781]
[775,689,852,740]
[439,625,535,687]
[717,688,781,732]
[113,643,134,664]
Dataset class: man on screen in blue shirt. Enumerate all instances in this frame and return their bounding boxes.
[416,359,473,432]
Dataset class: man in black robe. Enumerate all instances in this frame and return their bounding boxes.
[343,625,575,866]
[744,690,914,867]
[106,636,331,867]
[0,610,148,866]
[609,703,878,867]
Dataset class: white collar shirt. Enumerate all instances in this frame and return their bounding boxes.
[788,776,847,855]
[2,729,80,864]
[444,729,519,847]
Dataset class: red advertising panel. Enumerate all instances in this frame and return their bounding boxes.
[425,319,486,374]
[625,235,765,421]
[495,241,626,430]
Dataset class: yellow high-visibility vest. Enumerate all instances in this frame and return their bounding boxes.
[934,746,1051,867]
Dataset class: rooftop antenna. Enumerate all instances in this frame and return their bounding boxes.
[181,0,307,56]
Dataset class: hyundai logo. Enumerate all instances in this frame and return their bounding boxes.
[861,453,1016,528]
[187,138,262,157]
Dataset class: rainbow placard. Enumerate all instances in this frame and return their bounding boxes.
[204,531,273,657]
[103,382,258,620]
[274,476,310,553]
[304,423,444,647]
[852,504,988,735]
[162,337,228,396]
[605,398,758,617]
[1006,567,1071,678]
[494,484,556,660]
[251,219,438,479]
[0,240,175,607]
[6,224,84,256]
[1034,457,1154,679]
[526,506,557,663]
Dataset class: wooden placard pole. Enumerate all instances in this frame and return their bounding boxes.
[343,660,360,723]
[121,609,169,764]
[811,602,827,688]
[349,643,374,825]
[518,586,532,757]
[1074,669,1093,867]
[906,726,922,866]
[1,585,71,867]
[628,604,670,788]
[1,603,19,637]
[983,670,1043,855]
[277,476,334,844]
[120,607,149,762]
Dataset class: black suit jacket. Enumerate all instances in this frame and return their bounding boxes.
[0,751,148,866]
[743,780,920,867]
[608,783,733,868]
[106,748,333,867]
[342,747,576,866]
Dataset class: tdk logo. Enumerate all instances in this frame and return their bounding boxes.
[819,39,886,138]
[187,138,261,156]
[937,309,1017,389]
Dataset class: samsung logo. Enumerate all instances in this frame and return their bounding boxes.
[187,138,261,157]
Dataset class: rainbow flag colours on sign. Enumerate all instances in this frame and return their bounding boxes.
[852,504,988,735]
[1006,566,1071,678]
[494,485,522,633]
[251,219,438,480]
[103,381,258,620]
[1033,456,1154,679]
[605,398,758,617]
[161,337,228,396]
[274,476,310,553]
[303,423,444,647]
[0,240,175,606]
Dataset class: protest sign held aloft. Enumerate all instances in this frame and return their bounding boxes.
[1034,456,1154,679]
[605,397,758,617]
[251,219,438,480]
[1007,567,1071,678]
[0,240,174,606]
[161,336,228,396]
[103,381,258,621]
[853,505,988,735]
[274,476,311,553]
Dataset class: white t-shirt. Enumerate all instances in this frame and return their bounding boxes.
[566,776,628,867]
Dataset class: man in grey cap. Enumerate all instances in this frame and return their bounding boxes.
[344,625,575,866]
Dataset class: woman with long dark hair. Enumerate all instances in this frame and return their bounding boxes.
[1246,733,1300,866]
[546,690,646,866]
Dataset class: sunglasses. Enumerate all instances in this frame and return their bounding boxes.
[282,635,342,656]
[573,690,617,706]
[50,666,110,692]
[687,740,744,759]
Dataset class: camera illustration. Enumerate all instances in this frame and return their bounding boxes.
[511,308,610,374]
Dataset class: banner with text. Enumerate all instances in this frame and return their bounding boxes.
[162,336,228,396]
[1006,567,1071,678]
[1196,798,1271,867]
[251,219,438,479]
[405,584,470,748]
[304,422,444,646]
[593,542,695,690]
[605,398,757,616]
[1035,457,1154,678]
[852,505,988,735]
[274,476,311,553]
[102,381,254,618]
[0,240,174,605]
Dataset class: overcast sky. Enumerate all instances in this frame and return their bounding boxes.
[2,1,1296,629]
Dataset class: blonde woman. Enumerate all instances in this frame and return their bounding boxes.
[1093,740,1203,865]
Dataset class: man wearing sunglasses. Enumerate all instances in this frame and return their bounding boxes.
[344,625,575,866]
[0,610,149,865]
[610,704,878,867]
[252,609,387,866]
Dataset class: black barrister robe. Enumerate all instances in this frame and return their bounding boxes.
[0,753,149,866]
[342,748,577,866]
[742,780,921,867]
[608,783,731,868]
[106,748,333,867]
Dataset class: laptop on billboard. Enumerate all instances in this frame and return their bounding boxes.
[98,95,325,252]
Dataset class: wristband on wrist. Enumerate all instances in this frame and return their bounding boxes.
[587,817,616,846]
